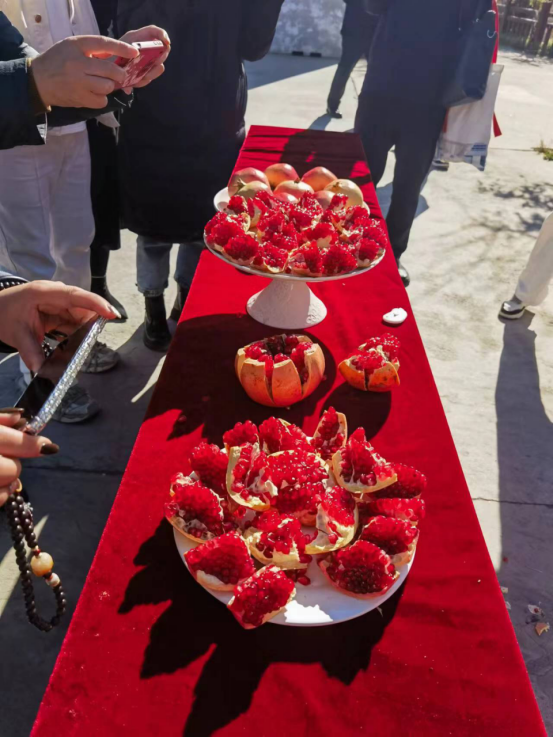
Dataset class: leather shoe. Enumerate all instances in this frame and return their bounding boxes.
[396,260,410,287]
[143,295,172,352]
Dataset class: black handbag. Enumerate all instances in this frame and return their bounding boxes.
[442,4,497,108]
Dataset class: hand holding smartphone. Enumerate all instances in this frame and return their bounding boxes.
[113,40,166,90]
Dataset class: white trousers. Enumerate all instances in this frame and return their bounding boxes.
[0,130,94,290]
[515,212,553,306]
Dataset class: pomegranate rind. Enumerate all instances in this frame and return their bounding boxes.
[324,179,364,208]
[339,355,400,392]
[226,443,278,511]
[166,474,224,544]
[313,408,348,460]
[305,488,358,555]
[265,163,299,188]
[271,359,303,406]
[228,167,270,197]
[318,540,399,599]
[332,445,397,495]
[184,532,255,591]
[300,343,326,401]
[227,565,296,629]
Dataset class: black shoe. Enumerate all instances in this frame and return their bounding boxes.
[91,276,128,322]
[143,295,172,352]
[326,107,343,119]
[396,260,410,287]
[169,285,190,322]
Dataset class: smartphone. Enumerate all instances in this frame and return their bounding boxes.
[113,40,165,90]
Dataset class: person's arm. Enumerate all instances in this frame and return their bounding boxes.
[239,0,284,62]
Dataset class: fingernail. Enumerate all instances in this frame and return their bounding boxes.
[9,479,22,493]
[40,443,60,456]
[13,419,27,430]
[109,305,122,319]
[0,408,24,414]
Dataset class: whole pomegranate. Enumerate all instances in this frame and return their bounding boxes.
[324,179,364,207]
[265,163,299,188]
[301,166,337,192]
[228,167,270,197]
[274,180,314,199]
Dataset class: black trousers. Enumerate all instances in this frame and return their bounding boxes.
[355,94,446,260]
[327,29,377,113]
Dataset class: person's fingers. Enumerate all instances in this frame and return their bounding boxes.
[0,412,23,428]
[133,63,165,88]
[120,26,171,47]
[0,479,22,506]
[83,57,126,85]
[0,427,58,459]
[75,35,138,60]
[0,456,22,487]
[15,325,47,374]
[28,282,119,320]
[85,75,116,96]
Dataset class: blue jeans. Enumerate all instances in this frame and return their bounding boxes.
[136,237,204,297]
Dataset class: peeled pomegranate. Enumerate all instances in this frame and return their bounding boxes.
[223,420,260,450]
[324,179,364,208]
[204,211,250,252]
[372,463,427,500]
[358,497,426,526]
[184,532,255,591]
[312,407,347,460]
[360,516,419,567]
[319,540,399,598]
[228,565,296,629]
[332,428,397,494]
[340,333,400,392]
[305,486,358,555]
[259,417,312,454]
[265,163,299,188]
[301,166,337,192]
[189,441,228,494]
[228,167,270,197]
[165,475,224,543]
[244,510,312,569]
[226,442,277,511]
[274,180,314,199]
[235,334,325,407]
[269,448,330,526]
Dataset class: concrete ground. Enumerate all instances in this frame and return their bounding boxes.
[1,51,552,736]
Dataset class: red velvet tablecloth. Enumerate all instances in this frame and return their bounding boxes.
[32,127,545,736]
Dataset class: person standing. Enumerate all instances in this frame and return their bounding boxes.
[355,0,491,286]
[117,0,284,352]
[327,0,380,119]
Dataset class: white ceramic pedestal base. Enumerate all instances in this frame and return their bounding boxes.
[246,279,327,329]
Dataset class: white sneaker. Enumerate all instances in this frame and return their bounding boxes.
[81,342,120,374]
[499,296,526,320]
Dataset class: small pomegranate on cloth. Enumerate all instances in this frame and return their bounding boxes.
[236,333,325,407]
[339,333,401,392]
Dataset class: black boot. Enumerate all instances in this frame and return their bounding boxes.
[144,295,172,352]
[91,276,128,322]
[169,285,190,322]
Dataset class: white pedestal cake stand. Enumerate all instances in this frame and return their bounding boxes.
[204,238,385,330]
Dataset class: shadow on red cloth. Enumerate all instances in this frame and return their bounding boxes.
[322,382,391,441]
[119,519,404,737]
[151,315,339,442]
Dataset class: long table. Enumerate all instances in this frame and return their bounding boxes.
[32,126,545,736]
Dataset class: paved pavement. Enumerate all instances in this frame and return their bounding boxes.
[1,51,552,736]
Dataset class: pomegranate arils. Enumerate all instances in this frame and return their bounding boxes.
[290,342,311,382]
[269,449,328,517]
[313,406,345,460]
[270,232,298,252]
[258,211,286,237]
[363,333,401,362]
[259,418,312,454]
[252,510,311,559]
[259,243,288,271]
[189,442,228,493]
[229,566,295,628]
[166,477,224,540]
[361,497,426,524]
[224,234,259,262]
[289,243,323,275]
[323,540,397,596]
[360,516,418,555]
[322,243,357,276]
[185,532,254,586]
[321,486,356,527]
[207,218,245,248]
[223,420,259,448]
[227,195,247,214]
[351,350,387,373]
[328,193,348,212]
[374,463,427,499]
[289,205,314,230]
[357,238,381,263]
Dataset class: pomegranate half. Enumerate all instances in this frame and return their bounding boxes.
[236,334,325,407]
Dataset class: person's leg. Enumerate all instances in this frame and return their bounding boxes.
[136,236,173,351]
[354,94,395,188]
[385,104,446,262]
[49,131,94,290]
[170,241,205,321]
[327,35,364,116]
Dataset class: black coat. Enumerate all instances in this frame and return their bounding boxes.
[116,0,284,243]
[342,0,380,39]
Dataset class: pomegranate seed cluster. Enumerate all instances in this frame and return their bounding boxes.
[204,189,385,277]
[166,408,426,627]
[243,334,314,387]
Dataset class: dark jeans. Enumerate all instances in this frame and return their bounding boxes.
[355,94,446,259]
[327,30,377,113]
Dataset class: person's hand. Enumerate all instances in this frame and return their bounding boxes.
[0,411,59,507]
[119,25,171,90]
[30,35,139,109]
[0,281,119,373]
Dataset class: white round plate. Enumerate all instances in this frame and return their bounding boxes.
[174,528,412,627]
[214,187,231,212]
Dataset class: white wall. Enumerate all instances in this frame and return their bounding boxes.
[271,0,344,58]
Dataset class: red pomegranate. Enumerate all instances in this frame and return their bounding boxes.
[259,417,312,454]
[312,407,347,460]
[244,510,312,569]
[301,166,337,192]
[226,442,277,511]
[165,475,224,543]
[332,428,397,494]
[265,163,299,188]
[372,463,427,499]
[359,515,419,567]
[319,540,399,598]
[189,441,228,494]
[339,333,401,392]
[228,565,296,629]
[358,497,426,526]
[184,532,255,591]
[305,486,358,554]
[274,180,314,200]
[223,420,260,450]
[228,167,270,197]
[236,334,325,407]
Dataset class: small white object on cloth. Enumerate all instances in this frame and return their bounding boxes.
[383,308,408,326]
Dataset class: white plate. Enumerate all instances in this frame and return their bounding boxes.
[214,187,372,215]
[174,528,412,627]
